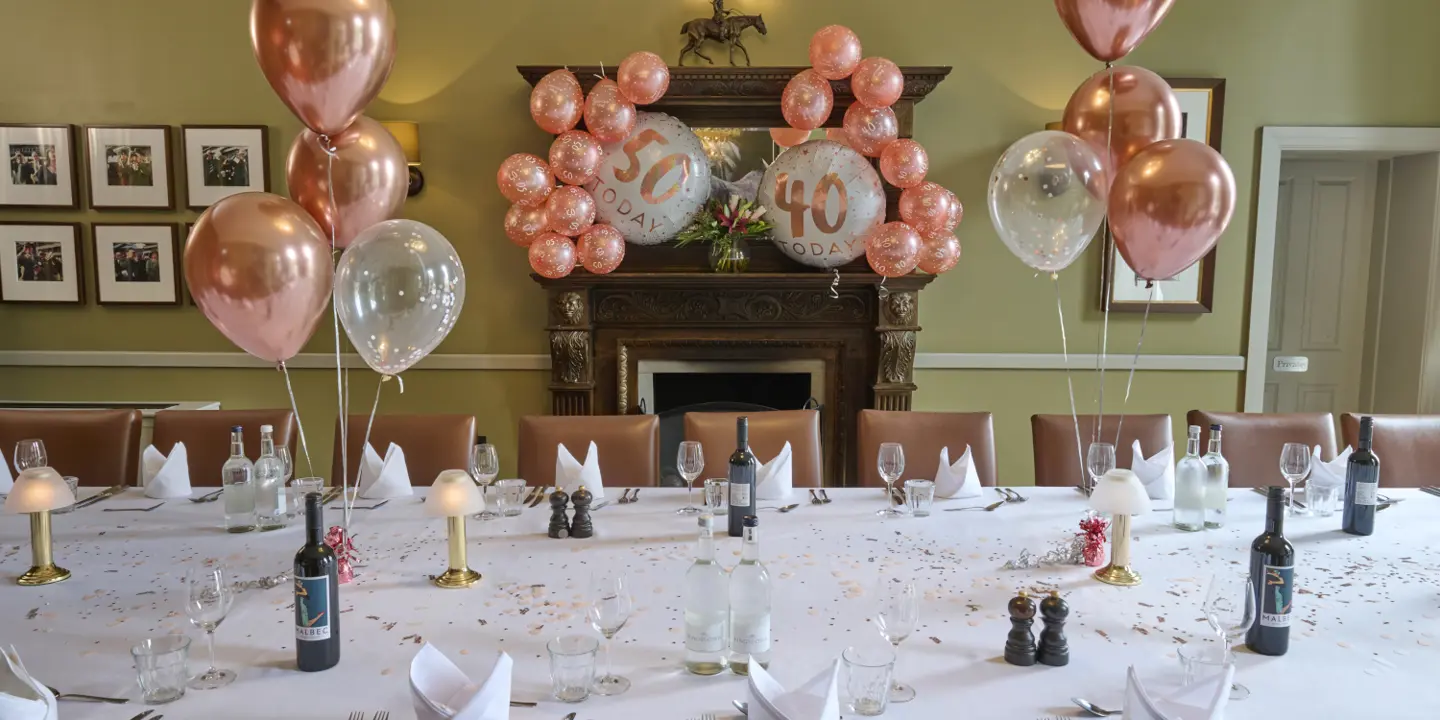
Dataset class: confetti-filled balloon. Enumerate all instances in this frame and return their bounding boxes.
[528,232,577,279]
[587,113,710,245]
[758,139,887,269]
[988,130,1109,273]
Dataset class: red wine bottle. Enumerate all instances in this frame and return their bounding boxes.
[727,417,757,538]
[295,492,340,671]
[1342,416,1379,536]
[1245,487,1295,656]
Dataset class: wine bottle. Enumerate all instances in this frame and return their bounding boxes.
[727,417,757,538]
[295,492,340,671]
[1200,424,1229,528]
[1342,416,1380,536]
[1245,487,1295,656]
[221,426,255,533]
[683,514,728,675]
[1173,425,1206,532]
[728,515,771,675]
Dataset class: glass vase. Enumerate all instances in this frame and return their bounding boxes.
[708,236,750,273]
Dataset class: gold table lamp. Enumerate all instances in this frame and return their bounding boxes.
[426,469,484,589]
[1088,468,1153,587]
[6,467,77,586]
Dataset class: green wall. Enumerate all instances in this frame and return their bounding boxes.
[3,0,1440,481]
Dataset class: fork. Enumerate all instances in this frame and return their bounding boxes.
[618,488,634,504]
[348,713,364,720]
[522,486,542,505]
[808,489,823,504]
[103,502,164,512]
[1422,486,1440,498]
[629,488,641,503]
[1001,488,1028,503]
[818,488,832,504]
[373,712,389,720]
[527,487,551,508]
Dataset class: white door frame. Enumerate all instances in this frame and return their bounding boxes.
[1245,126,1440,411]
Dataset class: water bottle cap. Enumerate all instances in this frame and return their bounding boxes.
[259,424,273,432]
[1210,423,1222,432]
[231,425,243,432]
[742,515,758,527]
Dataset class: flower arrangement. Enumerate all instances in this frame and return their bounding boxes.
[674,195,773,272]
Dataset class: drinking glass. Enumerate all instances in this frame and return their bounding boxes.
[1086,442,1116,492]
[13,439,46,471]
[842,644,896,717]
[1203,573,1254,700]
[676,441,705,515]
[903,479,934,517]
[184,566,236,689]
[703,478,729,516]
[290,477,324,517]
[131,635,191,704]
[547,634,600,703]
[1305,481,1340,517]
[470,443,500,520]
[588,569,633,696]
[874,578,920,703]
[1279,443,1311,516]
[495,479,526,517]
[877,443,906,517]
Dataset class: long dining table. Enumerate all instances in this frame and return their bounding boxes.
[1,485,1437,719]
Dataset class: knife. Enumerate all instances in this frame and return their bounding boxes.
[528,486,551,508]
[72,485,126,510]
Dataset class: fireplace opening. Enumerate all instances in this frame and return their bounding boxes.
[653,372,812,414]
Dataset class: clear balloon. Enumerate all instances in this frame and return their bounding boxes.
[770,127,813,148]
[549,130,604,186]
[185,192,333,363]
[842,104,898,158]
[587,112,711,245]
[809,25,863,80]
[879,139,929,189]
[497,153,554,208]
[530,69,583,135]
[583,79,637,144]
[503,203,549,247]
[918,232,961,274]
[899,182,957,237]
[249,0,396,136]
[865,221,922,277]
[781,69,834,131]
[988,130,1109,273]
[617,51,670,105]
[758,139,887,269]
[528,232,577,279]
[577,224,626,274]
[334,219,466,377]
[1055,0,1175,63]
[545,186,597,237]
[850,57,904,108]
[286,116,407,249]
[1063,66,1181,173]
[1109,138,1236,281]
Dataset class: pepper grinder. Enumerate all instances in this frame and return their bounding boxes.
[1004,590,1038,666]
[547,488,571,539]
[1036,590,1070,666]
[570,486,594,538]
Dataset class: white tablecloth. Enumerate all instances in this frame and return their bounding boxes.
[1,487,1437,719]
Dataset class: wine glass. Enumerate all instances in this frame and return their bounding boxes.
[470,443,500,520]
[13,439,46,472]
[874,577,920,703]
[277,447,296,518]
[588,569,633,696]
[184,566,237,689]
[877,443,906,517]
[1279,443,1311,516]
[1203,573,1255,700]
[1086,442,1116,492]
[676,441,705,515]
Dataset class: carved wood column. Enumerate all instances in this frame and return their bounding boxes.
[546,289,594,415]
[873,289,919,411]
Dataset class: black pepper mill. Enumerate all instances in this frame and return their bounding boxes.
[569,486,594,538]
[1004,591,1038,666]
[1036,590,1070,667]
[547,488,571,539]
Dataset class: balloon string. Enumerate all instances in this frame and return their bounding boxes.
[1113,282,1156,449]
[351,377,384,496]
[278,361,314,477]
[1053,273,1087,492]
[595,62,606,80]
[319,133,352,528]
[877,276,889,299]
[829,268,841,299]
[1094,61,1116,449]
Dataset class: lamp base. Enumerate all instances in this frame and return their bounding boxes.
[433,566,481,589]
[1093,563,1141,587]
[18,563,70,586]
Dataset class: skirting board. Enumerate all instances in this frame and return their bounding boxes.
[0,351,1244,372]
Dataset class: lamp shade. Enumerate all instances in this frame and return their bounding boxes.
[1089,469,1152,515]
[4,468,75,514]
[427,470,483,517]
[380,121,421,165]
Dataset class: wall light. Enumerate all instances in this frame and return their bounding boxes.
[381,121,424,197]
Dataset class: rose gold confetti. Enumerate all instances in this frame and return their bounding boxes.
[967,619,982,627]
[459,649,469,655]
[1337,641,1351,649]
[381,668,393,675]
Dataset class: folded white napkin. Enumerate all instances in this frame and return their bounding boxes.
[1309,445,1354,488]
[556,441,604,499]
[141,442,192,499]
[1123,662,1233,720]
[934,446,982,499]
[755,442,794,501]
[748,659,841,720]
[1131,440,1175,502]
[0,646,56,720]
[358,442,414,499]
[410,643,513,720]
[0,449,12,494]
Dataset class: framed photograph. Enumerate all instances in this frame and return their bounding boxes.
[0,222,84,304]
[182,125,269,209]
[84,125,175,210]
[1103,78,1226,314]
[92,223,181,305]
[0,124,78,208]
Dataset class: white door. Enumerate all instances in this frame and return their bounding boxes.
[1266,160,1377,412]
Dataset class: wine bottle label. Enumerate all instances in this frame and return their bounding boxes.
[730,482,751,507]
[686,622,726,653]
[731,616,771,654]
[1259,564,1294,628]
[1354,482,1378,506]
[295,574,332,641]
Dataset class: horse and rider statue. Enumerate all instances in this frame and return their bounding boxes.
[679,0,767,66]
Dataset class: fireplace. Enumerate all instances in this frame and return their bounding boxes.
[642,359,822,413]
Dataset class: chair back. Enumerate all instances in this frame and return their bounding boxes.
[1341,413,1440,487]
[331,414,475,487]
[1187,411,1337,486]
[152,409,296,486]
[857,410,996,487]
[517,415,659,487]
[683,409,822,487]
[0,409,142,486]
[1031,414,1173,487]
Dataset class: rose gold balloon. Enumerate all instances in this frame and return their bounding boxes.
[617,51,670,105]
[1063,66,1181,173]
[530,69,583,135]
[918,232,961,274]
[549,130,604,186]
[577,223,626,274]
[497,153,554,208]
[528,232,577,279]
[865,221,922,278]
[879,139,929,189]
[1109,138,1236,282]
[770,127,812,148]
[809,25,863,80]
[583,79,638,144]
[842,104,898,158]
[825,128,852,147]
[503,203,549,248]
[899,181,957,237]
[250,0,396,136]
[285,116,406,249]
[545,185,596,237]
[185,192,333,363]
[851,57,904,108]
[1055,0,1175,63]
[782,69,834,131]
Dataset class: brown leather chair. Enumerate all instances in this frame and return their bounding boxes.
[1031,414,1172,487]
[517,415,659,486]
[1341,413,1439,487]
[0,409,143,486]
[857,410,997,487]
[152,410,297,486]
[683,410,822,487]
[331,414,475,487]
[1187,411,1337,487]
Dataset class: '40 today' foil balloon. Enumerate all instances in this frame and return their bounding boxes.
[759,139,886,269]
[335,219,466,376]
[586,112,710,245]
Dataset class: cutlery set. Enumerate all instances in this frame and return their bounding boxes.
[188,489,225,503]
[127,711,161,720]
[1422,486,1440,499]
[945,487,1027,512]
[807,488,832,504]
[1256,486,1407,511]
[70,484,125,510]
